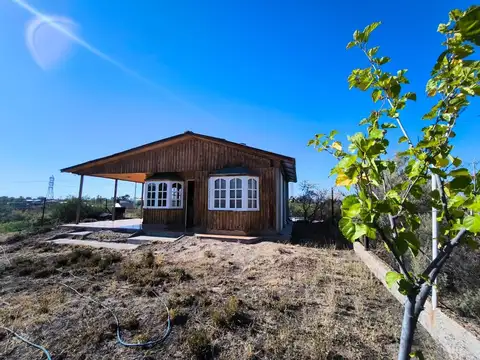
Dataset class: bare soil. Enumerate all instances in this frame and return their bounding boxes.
[0,230,448,360]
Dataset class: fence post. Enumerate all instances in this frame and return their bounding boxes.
[432,173,439,310]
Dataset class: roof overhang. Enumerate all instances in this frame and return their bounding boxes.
[61,131,297,182]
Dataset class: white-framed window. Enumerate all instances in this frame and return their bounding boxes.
[247,178,258,209]
[208,176,259,211]
[213,178,227,209]
[143,181,184,209]
[146,183,157,207]
[171,182,183,208]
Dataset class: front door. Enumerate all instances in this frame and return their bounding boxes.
[186,180,195,228]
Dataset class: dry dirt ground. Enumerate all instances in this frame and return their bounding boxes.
[0,230,448,360]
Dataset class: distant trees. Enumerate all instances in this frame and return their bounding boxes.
[290,181,329,222]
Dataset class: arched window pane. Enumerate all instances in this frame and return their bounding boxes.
[247,178,258,209]
[229,178,242,209]
[171,182,183,208]
[157,182,168,207]
[146,182,157,207]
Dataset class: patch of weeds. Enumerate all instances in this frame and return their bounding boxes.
[33,267,56,278]
[171,267,193,282]
[211,296,251,328]
[168,308,189,326]
[132,333,150,344]
[122,316,140,331]
[204,250,215,258]
[55,249,122,272]
[116,256,169,287]
[168,292,197,308]
[37,297,50,314]
[187,330,218,360]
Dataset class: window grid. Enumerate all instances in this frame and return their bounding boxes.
[247,178,258,209]
[143,181,184,209]
[229,178,242,209]
[146,183,156,207]
[171,182,183,208]
[209,176,259,211]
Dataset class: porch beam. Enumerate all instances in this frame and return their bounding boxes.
[76,175,84,224]
[112,179,118,221]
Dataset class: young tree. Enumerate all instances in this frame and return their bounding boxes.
[309,7,480,360]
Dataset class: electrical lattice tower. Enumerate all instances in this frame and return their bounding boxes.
[47,175,55,200]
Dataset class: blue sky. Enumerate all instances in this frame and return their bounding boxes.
[0,0,478,199]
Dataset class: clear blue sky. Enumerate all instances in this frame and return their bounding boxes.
[0,0,478,199]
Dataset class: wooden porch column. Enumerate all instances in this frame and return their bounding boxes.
[76,175,84,224]
[112,179,118,221]
[140,182,144,217]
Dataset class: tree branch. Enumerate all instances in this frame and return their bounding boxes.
[414,228,467,317]
[375,223,414,283]
[434,174,451,222]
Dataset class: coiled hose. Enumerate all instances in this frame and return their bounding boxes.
[61,283,171,347]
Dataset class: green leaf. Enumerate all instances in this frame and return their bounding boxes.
[449,176,471,192]
[456,6,480,46]
[339,217,355,241]
[372,89,382,102]
[342,195,361,218]
[399,231,421,256]
[331,141,342,151]
[377,56,390,65]
[398,136,408,143]
[449,168,471,177]
[466,195,480,212]
[363,21,381,40]
[381,122,397,129]
[346,41,356,50]
[385,271,403,288]
[404,92,417,101]
[464,215,480,233]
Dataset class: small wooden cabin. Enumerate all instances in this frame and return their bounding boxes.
[61,131,296,235]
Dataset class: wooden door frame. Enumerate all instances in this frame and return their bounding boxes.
[184,179,195,230]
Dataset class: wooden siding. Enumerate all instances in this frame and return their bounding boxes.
[193,168,276,234]
[143,209,184,227]
[81,139,272,175]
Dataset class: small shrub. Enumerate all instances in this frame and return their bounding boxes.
[171,267,193,282]
[187,330,216,360]
[116,258,169,286]
[211,296,251,328]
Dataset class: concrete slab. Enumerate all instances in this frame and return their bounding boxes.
[195,233,260,244]
[61,219,143,233]
[129,235,178,242]
[48,239,139,250]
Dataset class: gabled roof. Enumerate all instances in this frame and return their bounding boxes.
[61,131,297,182]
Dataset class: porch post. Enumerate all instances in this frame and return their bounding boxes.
[140,182,144,217]
[76,175,84,224]
[112,179,118,221]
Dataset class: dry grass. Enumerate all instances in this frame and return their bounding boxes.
[0,231,448,359]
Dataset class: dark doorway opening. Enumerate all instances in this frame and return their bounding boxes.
[186,180,195,228]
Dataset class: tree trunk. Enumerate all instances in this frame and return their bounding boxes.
[398,295,418,360]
